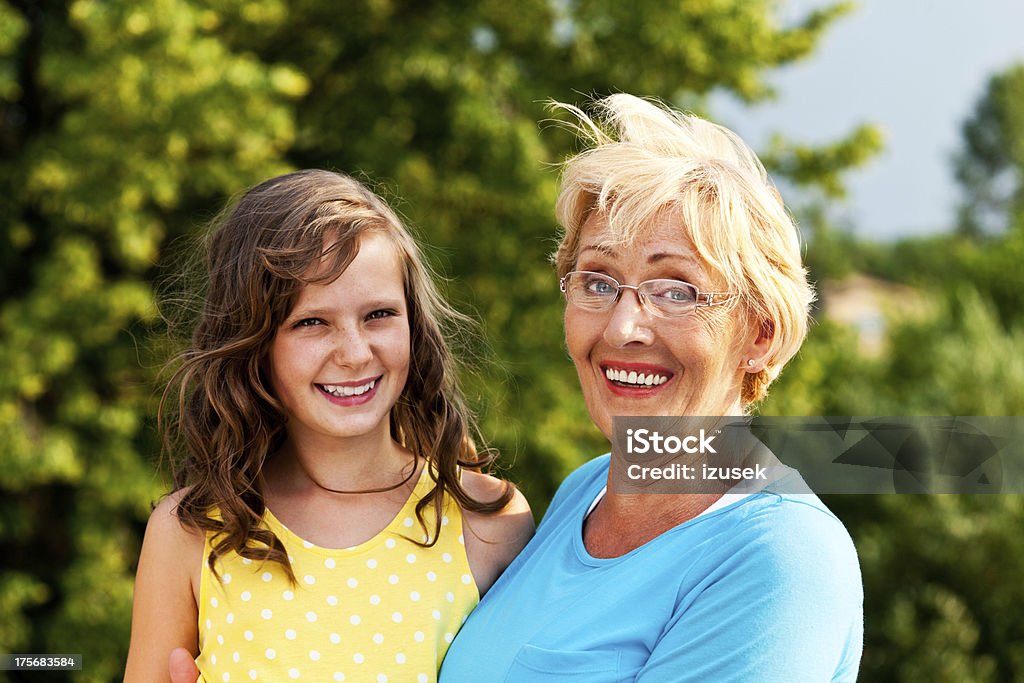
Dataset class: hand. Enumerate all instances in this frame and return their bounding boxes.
[169,648,200,683]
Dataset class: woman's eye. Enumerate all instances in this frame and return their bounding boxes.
[647,282,696,305]
[652,284,696,302]
[666,288,694,301]
[583,278,616,295]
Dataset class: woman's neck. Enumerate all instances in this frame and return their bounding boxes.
[583,489,721,559]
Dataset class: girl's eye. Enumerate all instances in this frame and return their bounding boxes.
[294,318,324,328]
[367,309,396,321]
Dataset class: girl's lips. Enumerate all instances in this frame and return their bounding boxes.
[319,376,380,387]
[316,375,382,406]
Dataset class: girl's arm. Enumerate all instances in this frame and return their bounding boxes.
[461,472,534,596]
[124,491,204,683]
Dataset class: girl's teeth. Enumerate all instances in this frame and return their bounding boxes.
[323,380,376,397]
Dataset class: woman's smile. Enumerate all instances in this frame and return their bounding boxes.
[564,211,762,437]
[599,361,675,397]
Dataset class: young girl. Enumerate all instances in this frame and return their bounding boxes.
[125,170,533,683]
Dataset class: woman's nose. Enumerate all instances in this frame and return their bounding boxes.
[602,288,655,347]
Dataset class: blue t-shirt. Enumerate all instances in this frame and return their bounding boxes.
[440,454,863,682]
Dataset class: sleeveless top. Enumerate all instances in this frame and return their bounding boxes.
[196,468,479,683]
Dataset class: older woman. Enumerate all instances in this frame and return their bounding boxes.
[439,95,862,681]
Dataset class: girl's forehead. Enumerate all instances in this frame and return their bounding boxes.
[305,231,401,279]
[291,233,406,304]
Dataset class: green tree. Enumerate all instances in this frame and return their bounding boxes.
[1,1,882,679]
[854,63,1024,327]
[945,62,1024,327]
[955,63,1024,236]
[0,1,302,679]
[765,287,1024,680]
[762,64,1024,682]
[202,0,876,503]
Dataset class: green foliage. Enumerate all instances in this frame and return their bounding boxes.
[0,0,299,678]
[956,229,1024,328]
[760,318,883,415]
[782,63,1024,680]
[766,72,1024,674]
[161,0,866,509]
[763,123,885,198]
[3,0,959,680]
[955,63,1024,236]
[827,494,1022,683]
[883,288,1024,414]
[766,254,1024,682]
[795,201,864,283]
[851,215,1024,332]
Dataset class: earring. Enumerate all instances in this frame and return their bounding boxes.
[746,359,756,367]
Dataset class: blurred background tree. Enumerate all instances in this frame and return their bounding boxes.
[758,58,1024,682]
[2,0,1021,681]
[0,1,301,679]
[955,63,1024,237]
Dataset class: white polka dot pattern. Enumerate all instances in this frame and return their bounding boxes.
[195,468,477,683]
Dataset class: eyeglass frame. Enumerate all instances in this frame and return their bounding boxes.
[559,270,734,318]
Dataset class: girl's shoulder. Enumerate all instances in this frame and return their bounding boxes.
[148,488,204,538]
[458,471,534,596]
[459,470,533,531]
[125,489,206,680]
[144,488,206,579]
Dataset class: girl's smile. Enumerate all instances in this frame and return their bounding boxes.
[316,375,382,405]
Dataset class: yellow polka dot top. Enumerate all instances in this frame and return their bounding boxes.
[196,468,478,683]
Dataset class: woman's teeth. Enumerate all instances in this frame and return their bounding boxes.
[321,380,376,397]
[604,368,669,387]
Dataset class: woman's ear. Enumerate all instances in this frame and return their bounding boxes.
[740,319,773,373]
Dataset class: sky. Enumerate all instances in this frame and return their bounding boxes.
[709,0,1024,240]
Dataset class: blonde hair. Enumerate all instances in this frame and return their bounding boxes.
[552,94,815,405]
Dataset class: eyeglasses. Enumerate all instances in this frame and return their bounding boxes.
[559,271,733,318]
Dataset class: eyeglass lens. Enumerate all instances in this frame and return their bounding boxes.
[563,271,699,317]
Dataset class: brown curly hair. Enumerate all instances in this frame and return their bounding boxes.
[160,169,512,582]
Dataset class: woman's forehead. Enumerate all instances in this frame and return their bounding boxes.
[578,211,703,264]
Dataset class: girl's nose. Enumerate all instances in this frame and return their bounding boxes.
[331,327,374,367]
